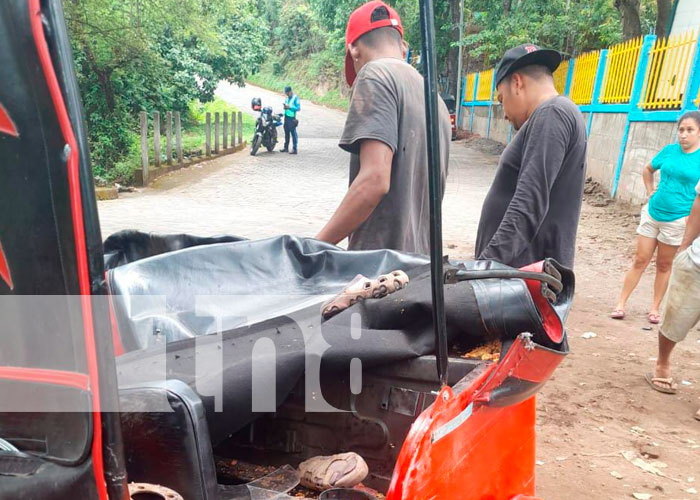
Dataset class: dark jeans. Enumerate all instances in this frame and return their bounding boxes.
[283,116,298,151]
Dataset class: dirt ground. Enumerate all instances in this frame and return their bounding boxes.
[449,141,700,500]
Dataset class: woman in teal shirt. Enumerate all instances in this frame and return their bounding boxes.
[612,111,700,323]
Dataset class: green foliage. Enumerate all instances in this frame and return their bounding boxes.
[65,0,268,180]
[462,0,625,65]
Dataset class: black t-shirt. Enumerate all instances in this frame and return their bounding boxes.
[475,95,587,268]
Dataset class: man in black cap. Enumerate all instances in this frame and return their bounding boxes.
[475,44,587,268]
[281,86,300,154]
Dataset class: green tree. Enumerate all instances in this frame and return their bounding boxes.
[64,0,267,178]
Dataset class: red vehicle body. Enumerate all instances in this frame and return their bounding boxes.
[0,1,569,499]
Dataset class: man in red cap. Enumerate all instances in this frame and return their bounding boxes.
[316,1,451,254]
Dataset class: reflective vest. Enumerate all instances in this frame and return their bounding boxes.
[284,94,300,118]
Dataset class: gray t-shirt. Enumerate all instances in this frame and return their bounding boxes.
[475,95,587,268]
[688,180,700,267]
[339,58,451,255]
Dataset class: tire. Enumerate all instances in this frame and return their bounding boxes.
[250,135,261,156]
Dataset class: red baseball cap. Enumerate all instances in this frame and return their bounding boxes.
[344,1,404,86]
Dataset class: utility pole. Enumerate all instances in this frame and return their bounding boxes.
[455,0,465,126]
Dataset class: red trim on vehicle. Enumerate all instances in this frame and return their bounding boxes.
[0,102,19,138]
[29,2,109,499]
[519,261,563,344]
[0,366,89,391]
[0,239,14,290]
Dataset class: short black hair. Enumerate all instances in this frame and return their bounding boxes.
[356,6,402,50]
[502,64,553,84]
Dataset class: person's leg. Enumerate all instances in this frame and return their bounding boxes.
[650,241,679,316]
[290,122,298,152]
[654,332,677,380]
[613,235,658,313]
[282,118,290,151]
[649,250,700,392]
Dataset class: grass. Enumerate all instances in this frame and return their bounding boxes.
[248,60,350,111]
[107,98,255,185]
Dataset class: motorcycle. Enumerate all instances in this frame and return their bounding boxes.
[250,97,283,156]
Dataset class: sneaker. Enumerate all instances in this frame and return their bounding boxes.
[298,452,369,492]
[290,150,298,155]
[280,148,289,153]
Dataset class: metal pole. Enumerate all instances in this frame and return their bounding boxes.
[455,0,465,126]
[419,0,449,387]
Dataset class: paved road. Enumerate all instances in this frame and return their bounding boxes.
[98,83,496,258]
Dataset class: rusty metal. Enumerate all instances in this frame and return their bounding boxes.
[128,483,184,500]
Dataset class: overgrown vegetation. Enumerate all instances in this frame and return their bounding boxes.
[65,0,267,183]
[251,0,661,110]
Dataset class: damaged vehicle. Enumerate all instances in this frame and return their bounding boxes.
[0,1,572,499]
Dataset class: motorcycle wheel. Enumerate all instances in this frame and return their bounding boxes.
[267,129,277,152]
[251,135,261,156]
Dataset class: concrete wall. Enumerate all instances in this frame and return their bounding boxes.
[458,104,680,205]
[471,106,490,137]
[671,0,700,35]
[586,113,627,193]
[616,121,677,204]
[489,106,511,144]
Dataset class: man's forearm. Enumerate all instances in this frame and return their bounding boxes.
[680,196,700,251]
[316,179,386,245]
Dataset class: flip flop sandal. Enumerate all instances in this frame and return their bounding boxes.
[321,271,410,319]
[321,275,373,319]
[644,372,677,394]
[695,409,700,422]
[374,270,409,297]
[647,312,661,324]
[298,452,369,492]
[610,309,625,320]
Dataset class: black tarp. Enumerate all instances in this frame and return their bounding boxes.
[110,235,572,443]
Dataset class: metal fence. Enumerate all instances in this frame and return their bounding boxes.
[641,29,698,110]
[570,50,601,105]
[601,36,643,104]
[460,29,700,197]
[552,59,570,95]
[476,68,494,102]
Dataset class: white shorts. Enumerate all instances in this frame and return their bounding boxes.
[636,204,687,246]
[660,250,700,343]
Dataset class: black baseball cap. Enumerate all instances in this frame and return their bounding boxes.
[284,86,292,93]
[495,44,562,87]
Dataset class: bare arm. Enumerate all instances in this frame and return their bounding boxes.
[642,163,656,202]
[316,140,392,245]
[680,195,700,253]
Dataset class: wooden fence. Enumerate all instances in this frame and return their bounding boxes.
[139,110,244,186]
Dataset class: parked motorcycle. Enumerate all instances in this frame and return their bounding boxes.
[250,97,283,156]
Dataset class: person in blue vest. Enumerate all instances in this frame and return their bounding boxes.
[281,86,300,154]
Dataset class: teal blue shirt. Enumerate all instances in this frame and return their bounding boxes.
[648,143,700,222]
[284,94,300,118]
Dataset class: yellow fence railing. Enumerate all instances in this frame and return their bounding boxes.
[553,59,569,95]
[463,72,477,102]
[641,29,699,110]
[476,68,494,101]
[570,50,601,105]
[601,36,644,103]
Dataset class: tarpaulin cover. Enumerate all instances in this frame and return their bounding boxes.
[110,235,572,443]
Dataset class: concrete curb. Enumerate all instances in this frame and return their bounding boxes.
[134,141,247,187]
[95,186,119,201]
